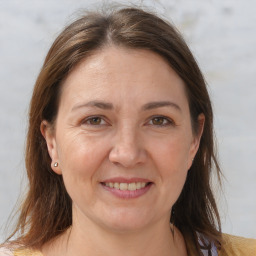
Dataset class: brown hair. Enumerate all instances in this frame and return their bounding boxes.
[5,6,222,255]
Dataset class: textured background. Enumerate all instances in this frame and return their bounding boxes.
[0,0,255,240]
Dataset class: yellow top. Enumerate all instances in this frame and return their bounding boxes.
[14,249,42,256]
[12,234,256,256]
[218,234,256,256]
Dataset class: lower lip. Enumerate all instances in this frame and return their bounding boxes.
[101,183,153,199]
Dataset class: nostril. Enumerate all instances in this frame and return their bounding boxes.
[108,139,147,168]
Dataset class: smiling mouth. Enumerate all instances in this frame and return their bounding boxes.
[101,182,152,191]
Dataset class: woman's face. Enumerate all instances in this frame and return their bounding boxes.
[43,47,204,233]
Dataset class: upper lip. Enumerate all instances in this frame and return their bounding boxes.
[101,177,152,183]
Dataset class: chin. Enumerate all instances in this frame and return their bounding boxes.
[104,221,148,234]
[99,209,153,233]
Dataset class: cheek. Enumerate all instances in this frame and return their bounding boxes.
[153,136,191,172]
[56,134,111,210]
[152,137,190,196]
[56,132,110,187]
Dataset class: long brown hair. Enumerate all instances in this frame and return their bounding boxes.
[4,6,222,255]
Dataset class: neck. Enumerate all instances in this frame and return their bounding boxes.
[42,212,187,256]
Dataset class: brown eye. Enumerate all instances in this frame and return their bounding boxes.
[152,117,165,125]
[152,117,164,125]
[149,116,172,126]
[86,117,103,125]
[81,116,108,128]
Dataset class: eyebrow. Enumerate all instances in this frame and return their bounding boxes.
[72,101,113,111]
[142,101,181,112]
[71,100,181,112]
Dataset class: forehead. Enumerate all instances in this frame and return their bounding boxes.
[59,46,189,110]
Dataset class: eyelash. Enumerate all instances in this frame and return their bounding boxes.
[81,115,174,127]
[146,115,174,127]
[82,116,108,126]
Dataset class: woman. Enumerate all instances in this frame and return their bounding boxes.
[0,6,255,256]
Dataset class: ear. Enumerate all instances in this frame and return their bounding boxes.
[187,113,205,169]
[40,120,62,175]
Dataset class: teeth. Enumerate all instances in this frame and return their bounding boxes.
[120,183,128,190]
[114,182,119,189]
[136,182,142,189]
[104,182,147,190]
[128,183,136,191]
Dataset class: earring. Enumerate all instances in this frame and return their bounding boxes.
[54,162,58,167]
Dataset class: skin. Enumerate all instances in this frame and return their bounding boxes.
[41,46,204,256]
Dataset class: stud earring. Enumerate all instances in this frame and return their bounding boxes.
[54,162,58,167]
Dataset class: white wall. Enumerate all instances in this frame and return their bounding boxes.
[0,0,255,240]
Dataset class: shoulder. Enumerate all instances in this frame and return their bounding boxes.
[0,247,42,256]
[13,249,42,256]
[219,233,256,256]
[0,247,13,256]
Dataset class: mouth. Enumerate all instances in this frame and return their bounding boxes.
[101,181,152,191]
[100,179,153,199]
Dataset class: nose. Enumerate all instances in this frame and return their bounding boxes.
[109,126,147,168]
